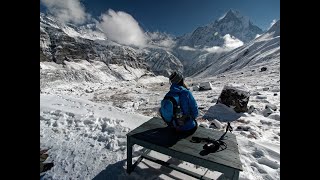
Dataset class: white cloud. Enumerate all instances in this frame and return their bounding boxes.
[203,34,243,53]
[179,34,243,54]
[223,34,244,49]
[178,46,197,51]
[41,0,88,24]
[269,19,277,29]
[203,46,225,53]
[97,9,147,47]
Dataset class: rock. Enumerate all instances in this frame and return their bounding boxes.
[261,108,273,117]
[193,82,213,91]
[256,95,267,99]
[268,113,280,121]
[260,67,267,72]
[271,87,280,92]
[236,125,251,131]
[250,92,261,96]
[211,98,218,103]
[248,105,255,114]
[265,103,277,111]
[209,119,222,129]
[198,82,213,91]
[85,89,94,93]
[217,84,250,113]
[193,85,200,91]
[274,93,278,96]
[262,87,269,91]
[260,119,272,125]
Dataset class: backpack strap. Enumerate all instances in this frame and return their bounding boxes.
[164,96,178,110]
[163,95,179,127]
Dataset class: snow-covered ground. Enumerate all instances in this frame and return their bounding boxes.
[40,58,279,179]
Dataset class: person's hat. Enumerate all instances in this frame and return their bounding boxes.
[169,72,183,84]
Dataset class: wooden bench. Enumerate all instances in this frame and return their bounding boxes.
[126,117,243,179]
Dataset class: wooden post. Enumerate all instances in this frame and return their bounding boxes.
[225,169,240,180]
[126,135,133,174]
[232,170,240,180]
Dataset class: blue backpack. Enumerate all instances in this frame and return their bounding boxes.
[160,93,186,127]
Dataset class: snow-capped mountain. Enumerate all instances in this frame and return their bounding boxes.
[172,9,263,76]
[41,13,153,86]
[192,20,280,78]
[40,9,272,81]
[40,13,107,41]
[176,9,263,49]
[40,12,186,84]
[145,31,176,49]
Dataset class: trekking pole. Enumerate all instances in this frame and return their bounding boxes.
[218,122,232,141]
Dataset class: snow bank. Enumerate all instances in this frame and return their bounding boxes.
[40,49,280,180]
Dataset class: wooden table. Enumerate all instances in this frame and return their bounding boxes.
[126,117,243,179]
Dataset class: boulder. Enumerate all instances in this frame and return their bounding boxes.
[262,107,273,117]
[85,88,94,93]
[217,84,250,113]
[265,103,277,111]
[268,113,280,121]
[193,85,200,91]
[198,82,213,91]
[247,105,255,114]
[209,119,223,129]
[260,67,267,71]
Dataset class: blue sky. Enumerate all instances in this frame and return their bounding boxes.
[40,0,279,36]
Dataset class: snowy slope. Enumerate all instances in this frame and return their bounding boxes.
[40,10,265,79]
[40,56,280,179]
[142,48,184,76]
[40,12,184,78]
[40,12,107,41]
[193,20,280,78]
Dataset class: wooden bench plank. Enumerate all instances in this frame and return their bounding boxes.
[130,136,240,175]
[127,117,243,179]
[171,139,242,170]
[130,135,242,171]
[129,117,242,170]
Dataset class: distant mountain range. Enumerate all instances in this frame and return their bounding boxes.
[192,20,280,78]
[40,9,279,80]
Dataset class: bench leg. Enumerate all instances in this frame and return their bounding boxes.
[224,169,239,180]
[231,170,239,180]
[127,136,133,174]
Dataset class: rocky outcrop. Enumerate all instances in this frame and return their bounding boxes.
[217,84,250,113]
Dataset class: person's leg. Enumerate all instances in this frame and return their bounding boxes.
[159,108,174,127]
